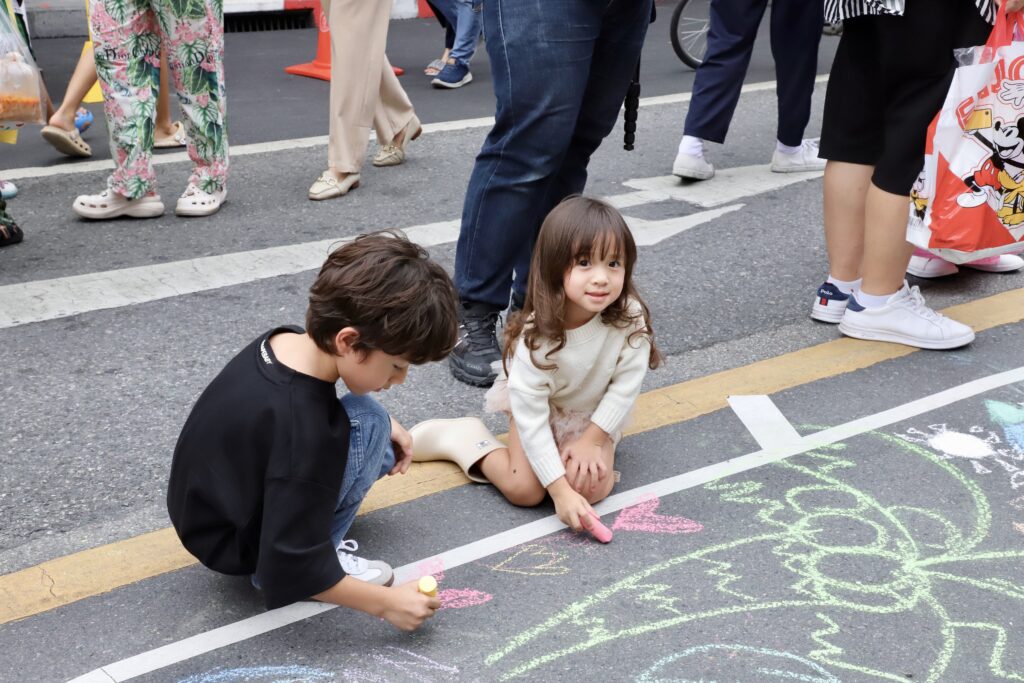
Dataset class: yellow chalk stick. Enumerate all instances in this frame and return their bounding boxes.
[417,575,438,597]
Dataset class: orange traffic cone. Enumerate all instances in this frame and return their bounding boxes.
[285,6,405,81]
[285,5,332,80]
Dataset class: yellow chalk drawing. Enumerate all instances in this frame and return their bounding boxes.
[486,544,571,577]
[484,427,1024,681]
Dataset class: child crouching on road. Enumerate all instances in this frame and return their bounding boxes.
[167,231,458,631]
[410,196,660,534]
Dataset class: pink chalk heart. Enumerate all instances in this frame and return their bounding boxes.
[438,588,493,610]
[611,496,703,534]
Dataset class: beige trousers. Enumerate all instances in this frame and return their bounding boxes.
[324,0,415,173]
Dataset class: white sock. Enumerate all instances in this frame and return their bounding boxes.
[855,290,896,309]
[826,275,861,295]
[679,135,704,157]
[776,140,802,155]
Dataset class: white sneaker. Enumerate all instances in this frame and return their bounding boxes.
[73,188,165,220]
[964,253,1024,273]
[907,254,959,278]
[838,283,975,350]
[175,183,226,217]
[672,148,715,180]
[770,139,826,173]
[336,540,394,586]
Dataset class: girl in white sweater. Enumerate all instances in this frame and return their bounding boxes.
[411,196,660,534]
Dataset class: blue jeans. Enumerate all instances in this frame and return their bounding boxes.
[431,0,481,67]
[453,0,653,310]
[331,393,396,546]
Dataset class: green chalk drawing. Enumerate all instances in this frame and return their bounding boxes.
[484,424,1024,682]
[635,644,841,682]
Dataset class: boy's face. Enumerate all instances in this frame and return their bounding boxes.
[336,348,410,395]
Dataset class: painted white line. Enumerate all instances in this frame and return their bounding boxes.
[67,364,1024,683]
[727,395,803,450]
[7,76,829,182]
[626,204,743,247]
[0,221,458,329]
[623,165,824,209]
[2,200,750,329]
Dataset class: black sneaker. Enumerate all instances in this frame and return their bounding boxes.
[449,302,501,387]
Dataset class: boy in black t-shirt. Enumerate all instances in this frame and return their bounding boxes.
[167,231,458,631]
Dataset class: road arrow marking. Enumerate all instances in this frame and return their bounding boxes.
[624,165,823,208]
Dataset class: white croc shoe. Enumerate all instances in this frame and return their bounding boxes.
[336,540,394,586]
[176,183,226,217]
[838,283,975,350]
[409,417,504,483]
[73,188,165,220]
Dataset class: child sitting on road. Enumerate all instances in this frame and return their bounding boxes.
[167,231,458,631]
[410,196,660,534]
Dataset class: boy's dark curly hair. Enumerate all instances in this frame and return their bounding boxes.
[306,231,459,363]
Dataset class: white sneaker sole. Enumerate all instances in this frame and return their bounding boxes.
[810,301,845,324]
[73,196,165,220]
[432,72,473,89]
[770,162,827,173]
[672,165,714,180]
[838,319,975,350]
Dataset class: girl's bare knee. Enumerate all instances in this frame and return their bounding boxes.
[503,479,546,507]
[584,476,615,505]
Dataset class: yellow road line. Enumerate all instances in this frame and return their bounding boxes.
[2,287,1022,626]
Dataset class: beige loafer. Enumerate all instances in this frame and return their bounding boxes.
[373,114,422,167]
[308,171,360,200]
[409,417,503,483]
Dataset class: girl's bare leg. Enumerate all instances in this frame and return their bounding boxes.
[48,43,99,131]
[823,160,872,281]
[478,420,546,507]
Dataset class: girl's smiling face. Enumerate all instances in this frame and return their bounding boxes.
[562,242,625,329]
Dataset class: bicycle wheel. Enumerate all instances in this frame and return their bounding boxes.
[670,0,710,70]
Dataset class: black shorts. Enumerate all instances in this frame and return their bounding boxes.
[819,0,991,195]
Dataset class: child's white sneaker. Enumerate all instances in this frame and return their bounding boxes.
[336,540,394,586]
[838,283,975,350]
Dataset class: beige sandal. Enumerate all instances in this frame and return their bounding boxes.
[154,120,188,149]
[409,417,503,483]
[41,125,92,158]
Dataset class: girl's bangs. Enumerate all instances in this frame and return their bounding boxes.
[572,226,624,262]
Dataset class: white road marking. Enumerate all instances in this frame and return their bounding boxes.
[67,365,1024,682]
[727,395,803,449]
[0,203,747,329]
[629,204,743,246]
[3,76,829,182]
[623,165,824,208]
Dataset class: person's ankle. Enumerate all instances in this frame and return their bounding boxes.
[48,110,74,131]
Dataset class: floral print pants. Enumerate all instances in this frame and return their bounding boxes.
[91,0,228,199]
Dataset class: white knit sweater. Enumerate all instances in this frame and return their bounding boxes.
[506,300,652,487]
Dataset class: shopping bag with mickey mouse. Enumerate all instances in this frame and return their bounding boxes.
[908,8,1024,263]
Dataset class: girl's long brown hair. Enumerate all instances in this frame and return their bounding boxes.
[503,195,662,373]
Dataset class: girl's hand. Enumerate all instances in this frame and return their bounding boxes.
[378,581,440,631]
[389,416,414,475]
[548,477,596,532]
[561,436,609,496]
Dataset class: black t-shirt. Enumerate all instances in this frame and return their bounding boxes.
[167,326,350,609]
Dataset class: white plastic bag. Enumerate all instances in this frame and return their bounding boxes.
[908,9,1024,263]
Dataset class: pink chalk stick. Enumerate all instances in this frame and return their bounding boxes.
[585,512,613,543]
